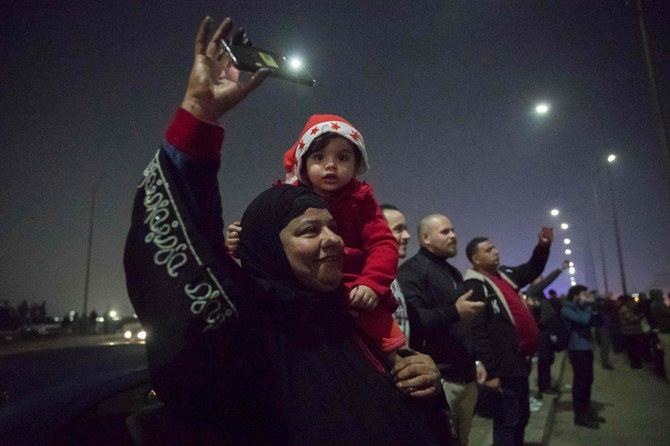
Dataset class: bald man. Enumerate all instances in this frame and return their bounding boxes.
[397,214,485,446]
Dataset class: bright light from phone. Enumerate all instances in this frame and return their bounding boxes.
[565,249,572,255]
[289,58,302,69]
[561,223,569,230]
[536,104,549,114]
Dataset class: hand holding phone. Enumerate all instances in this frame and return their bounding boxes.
[539,227,554,245]
[222,25,315,87]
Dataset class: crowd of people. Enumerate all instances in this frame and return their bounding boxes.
[122,16,670,445]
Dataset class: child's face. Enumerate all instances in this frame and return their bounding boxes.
[305,136,356,197]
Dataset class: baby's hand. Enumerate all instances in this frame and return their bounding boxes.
[349,285,378,311]
[226,221,242,258]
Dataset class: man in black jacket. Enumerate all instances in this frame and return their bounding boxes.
[397,214,486,446]
[463,230,552,446]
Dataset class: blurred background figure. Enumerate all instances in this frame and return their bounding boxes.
[524,259,569,399]
[593,291,615,370]
[618,295,645,369]
[561,285,603,429]
[650,289,670,381]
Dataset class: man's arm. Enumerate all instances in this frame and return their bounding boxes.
[525,268,563,297]
[509,243,551,289]
[560,304,592,326]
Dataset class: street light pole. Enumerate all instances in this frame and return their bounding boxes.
[83,172,105,320]
[591,182,610,295]
[605,159,628,295]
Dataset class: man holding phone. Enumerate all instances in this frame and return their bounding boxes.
[462,229,553,446]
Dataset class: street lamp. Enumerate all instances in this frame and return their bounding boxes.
[550,208,560,216]
[604,154,628,295]
[536,103,550,114]
[564,238,571,245]
[561,223,569,230]
[83,172,106,326]
[535,102,610,294]
[565,249,572,255]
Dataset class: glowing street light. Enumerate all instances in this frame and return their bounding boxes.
[569,261,574,267]
[564,238,571,245]
[109,310,117,318]
[550,209,560,216]
[289,57,303,69]
[561,223,569,230]
[565,249,572,255]
[607,154,616,163]
[569,267,576,275]
[536,103,550,114]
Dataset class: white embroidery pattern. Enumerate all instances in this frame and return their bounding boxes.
[138,151,238,329]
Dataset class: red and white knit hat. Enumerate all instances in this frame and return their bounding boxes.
[283,114,369,184]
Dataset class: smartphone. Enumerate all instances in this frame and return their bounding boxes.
[222,40,315,87]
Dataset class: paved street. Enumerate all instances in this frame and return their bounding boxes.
[550,349,669,446]
[470,347,669,446]
[0,333,136,356]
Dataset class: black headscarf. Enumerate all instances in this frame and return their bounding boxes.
[239,183,335,296]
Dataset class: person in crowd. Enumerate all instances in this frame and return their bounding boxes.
[561,285,604,429]
[618,294,646,368]
[592,291,615,370]
[228,81,406,367]
[397,214,486,446]
[462,229,552,446]
[649,289,670,380]
[524,260,569,399]
[381,204,412,342]
[123,16,451,444]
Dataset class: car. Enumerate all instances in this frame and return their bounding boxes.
[20,316,62,337]
[121,320,147,343]
[0,343,153,445]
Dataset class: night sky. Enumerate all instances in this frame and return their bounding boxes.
[2,1,669,318]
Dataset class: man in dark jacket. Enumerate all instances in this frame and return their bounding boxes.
[525,260,569,397]
[463,229,552,446]
[397,214,486,446]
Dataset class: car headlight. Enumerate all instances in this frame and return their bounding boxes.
[124,330,132,339]
[137,330,147,340]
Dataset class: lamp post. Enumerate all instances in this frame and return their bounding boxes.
[549,207,598,290]
[604,155,628,295]
[83,172,105,323]
[535,103,613,294]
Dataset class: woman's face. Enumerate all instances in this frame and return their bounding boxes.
[279,207,345,292]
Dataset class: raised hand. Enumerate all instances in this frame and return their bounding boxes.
[181,17,269,123]
[539,227,554,246]
[455,289,484,322]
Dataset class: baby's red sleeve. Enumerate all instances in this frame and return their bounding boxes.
[350,186,398,309]
[355,307,406,352]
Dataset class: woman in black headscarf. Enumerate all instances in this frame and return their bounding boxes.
[124,16,450,444]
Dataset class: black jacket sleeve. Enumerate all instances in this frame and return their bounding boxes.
[506,243,550,289]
